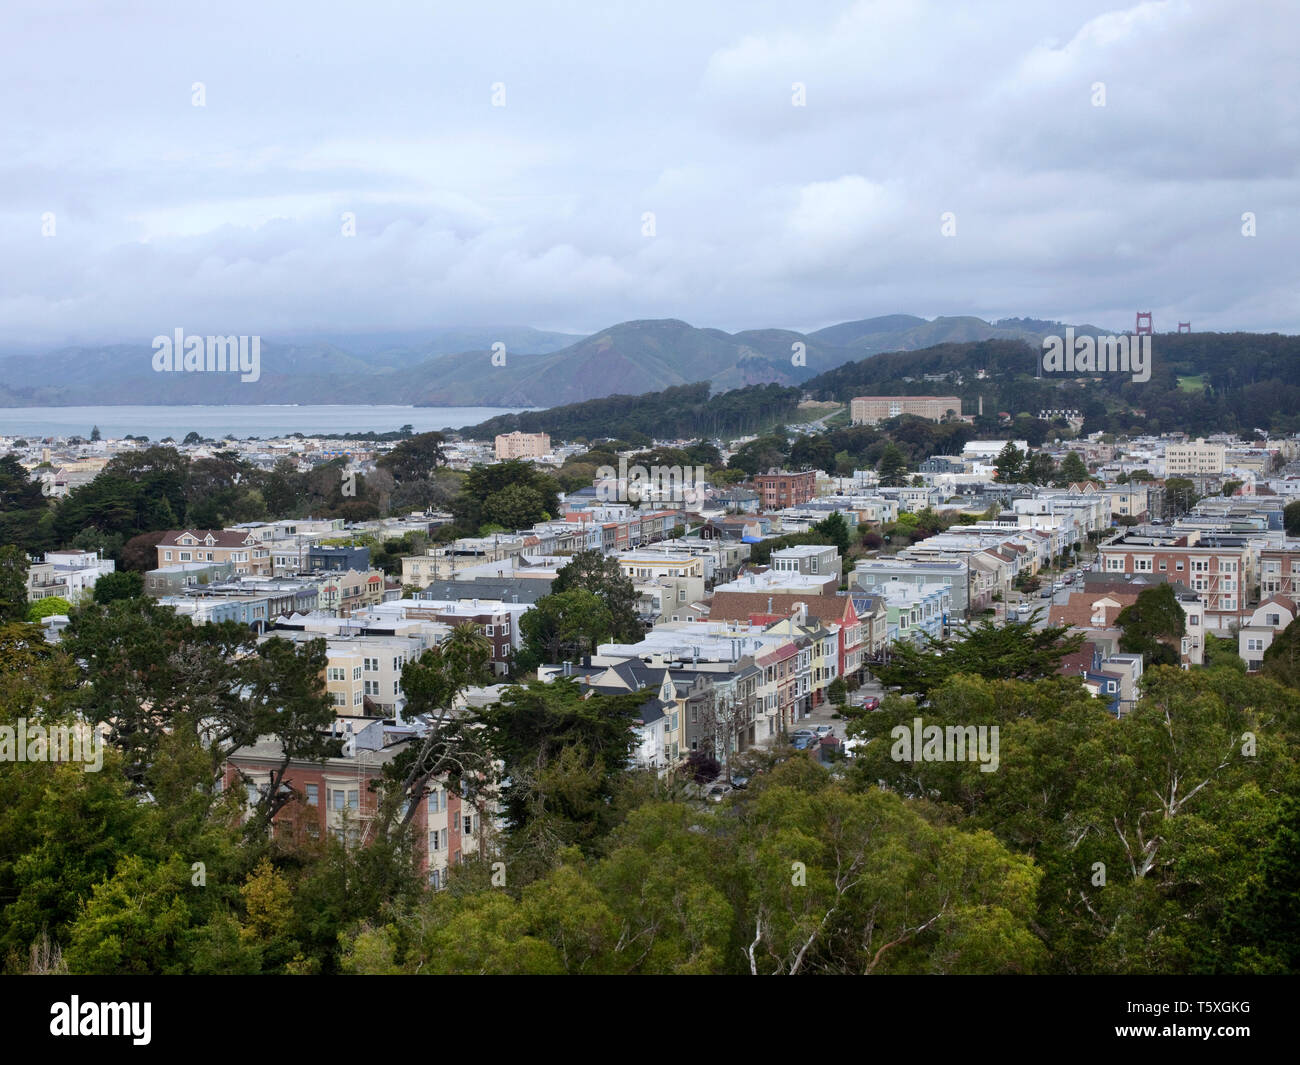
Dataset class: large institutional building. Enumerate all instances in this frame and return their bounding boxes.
[850,396,962,426]
[1165,439,1226,476]
[494,431,552,460]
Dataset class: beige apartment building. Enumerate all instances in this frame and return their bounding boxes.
[850,396,962,426]
[616,550,706,624]
[494,431,551,460]
[156,529,272,576]
[1165,439,1226,477]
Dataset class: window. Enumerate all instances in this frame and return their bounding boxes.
[430,869,441,890]
[393,680,399,695]
[332,693,346,706]
[464,815,474,836]
[1267,613,1281,627]
[352,666,362,680]
[502,622,509,635]
[180,552,192,561]
[353,690,363,706]
[485,624,494,636]
[365,680,380,695]
[347,789,359,810]
[328,667,344,681]
[305,783,319,807]
[165,551,173,561]
[1176,561,1184,571]
[430,789,441,813]
[364,657,378,671]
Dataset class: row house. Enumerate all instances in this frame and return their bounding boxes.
[706,591,865,684]
[1096,530,1254,632]
[312,569,386,616]
[768,543,842,585]
[1238,596,1299,672]
[853,558,971,619]
[617,550,707,625]
[653,536,751,586]
[1258,543,1300,606]
[377,598,528,676]
[882,583,953,645]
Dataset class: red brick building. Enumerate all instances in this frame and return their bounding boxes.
[223,716,485,889]
[1096,531,1252,632]
[752,470,817,509]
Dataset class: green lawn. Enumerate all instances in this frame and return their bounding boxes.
[1176,374,1204,392]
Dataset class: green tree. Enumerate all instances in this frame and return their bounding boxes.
[92,570,144,604]
[993,443,1025,483]
[517,588,614,671]
[27,596,71,621]
[812,512,850,557]
[475,679,644,871]
[1116,584,1186,666]
[551,549,642,642]
[873,616,1084,697]
[377,431,447,483]
[1056,451,1090,485]
[0,545,28,623]
[377,623,493,836]
[1285,501,1300,537]
[0,455,54,553]
[876,443,907,487]
[1261,616,1300,689]
[90,426,101,442]
[1164,477,1200,515]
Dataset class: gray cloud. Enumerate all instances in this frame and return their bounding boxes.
[1,0,1295,349]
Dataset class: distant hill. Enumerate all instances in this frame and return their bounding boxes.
[0,315,1120,408]
[462,329,1300,443]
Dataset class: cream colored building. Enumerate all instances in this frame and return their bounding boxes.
[851,395,962,426]
[494,431,551,460]
[1165,439,1226,476]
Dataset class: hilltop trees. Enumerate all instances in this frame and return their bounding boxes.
[451,460,559,534]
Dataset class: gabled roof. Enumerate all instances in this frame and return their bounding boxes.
[159,529,256,548]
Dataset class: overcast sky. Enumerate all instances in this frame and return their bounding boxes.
[2,0,1296,349]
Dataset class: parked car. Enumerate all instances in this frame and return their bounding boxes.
[1063,574,1074,585]
[860,696,881,711]
[729,774,750,789]
[707,784,732,803]
[791,734,816,750]
[791,728,816,740]
[1039,587,1053,598]
[813,724,834,737]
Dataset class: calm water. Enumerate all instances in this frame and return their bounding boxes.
[0,405,529,441]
